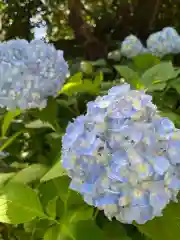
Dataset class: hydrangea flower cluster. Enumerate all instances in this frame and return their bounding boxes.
[121,27,180,58]
[62,84,180,224]
[0,39,69,109]
[147,27,180,57]
[121,35,148,58]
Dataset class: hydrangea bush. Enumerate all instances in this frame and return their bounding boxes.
[121,27,180,58]
[0,31,180,240]
[0,39,69,109]
[62,84,180,224]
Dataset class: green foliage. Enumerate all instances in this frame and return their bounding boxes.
[2,3,180,235]
[102,221,131,240]
[0,53,180,240]
[9,164,48,184]
[141,62,180,87]
[60,72,103,96]
[0,182,45,224]
[132,54,161,71]
[114,65,141,89]
[41,160,67,182]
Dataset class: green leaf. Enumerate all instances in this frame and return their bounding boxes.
[57,208,94,240]
[56,99,77,116]
[103,221,131,240]
[39,178,66,219]
[141,62,179,87]
[43,225,61,240]
[68,72,83,83]
[115,65,139,81]
[114,65,142,88]
[64,206,93,224]
[24,219,51,239]
[127,226,146,240]
[0,173,15,186]
[38,97,58,127]
[25,119,55,130]
[170,77,180,93]
[52,177,70,203]
[0,182,45,224]
[136,201,180,240]
[69,220,105,240]
[39,180,59,205]
[39,177,70,203]
[94,72,103,86]
[1,109,21,137]
[60,82,81,95]
[13,229,32,240]
[44,224,72,240]
[60,72,102,97]
[66,190,85,210]
[46,197,58,219]
[60,79,100,96]
[9,164,48,184]
[133,54,160,71]
[41,161,67,182]
[153,88,179,110]
[147,82,167,91]
[0,130,23,152]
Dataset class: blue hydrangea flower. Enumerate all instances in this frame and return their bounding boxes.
[62,84,180,224]
[147,27,180,57]
[120,35,148,58]
[0,39,69,109]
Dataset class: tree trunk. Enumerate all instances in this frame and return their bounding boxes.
[68,0,107,60]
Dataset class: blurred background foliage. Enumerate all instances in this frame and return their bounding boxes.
[1,0,180,61]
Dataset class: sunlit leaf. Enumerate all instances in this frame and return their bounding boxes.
[64,206,93,224]
[0,173,15,186]
[68,72,83,83]
[25,120,55,130]
[60,79,100,96]
[94,72,103,86]
[41,161,67,182]
[0,182,45,224]
[0,131,23,152]
[147,82,167,91]
[9,164,48,184]
[43,225,61,240]
[114,65,142,88]
[141,62,179,87]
